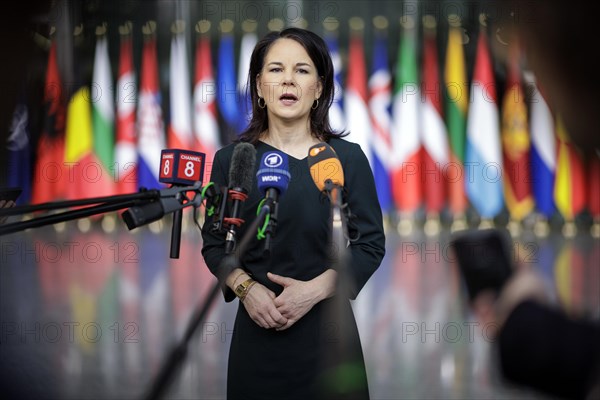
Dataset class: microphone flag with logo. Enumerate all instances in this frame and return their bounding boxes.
[307,142,344,192]
[159,149,206,186]
[256,150,291,255]
[158,148,206,258]
[257,151,291,198]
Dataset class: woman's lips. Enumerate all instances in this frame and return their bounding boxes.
[279,93,298,105]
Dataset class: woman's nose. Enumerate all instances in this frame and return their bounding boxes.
[281,71,295,86]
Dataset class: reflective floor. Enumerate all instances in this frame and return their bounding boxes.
[1,215,598,399]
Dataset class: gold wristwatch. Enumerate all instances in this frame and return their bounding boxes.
[234,278,256,301]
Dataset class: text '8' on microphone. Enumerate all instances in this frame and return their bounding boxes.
[160,149,205,258]
[256,150,291,255]
[225,143,256,254]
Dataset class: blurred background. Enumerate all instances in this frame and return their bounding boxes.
[1,0,599,399]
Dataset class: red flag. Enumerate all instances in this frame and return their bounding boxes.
[421,23,448,214]
[137,35,166,189]
[344,31,371,164]
[115,33,138,194]
[588,152,600,219]
[554,116,586,222]
[168,30,193,150]
[31,41,68,203]
[391,20,422,213]
[194,34,220,184]
[501,44,534,221]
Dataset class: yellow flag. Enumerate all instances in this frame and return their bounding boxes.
[65,87,93,163]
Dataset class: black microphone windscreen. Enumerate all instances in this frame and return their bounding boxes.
[121,201,165,230]
[229,143,256,191]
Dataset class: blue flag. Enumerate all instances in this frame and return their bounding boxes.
[217,33,238,138]
[529,82,556,218]
[368,33,393,214]
[325,33,346,133]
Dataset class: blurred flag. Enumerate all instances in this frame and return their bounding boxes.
[444,20,468,216]
[32,41,67,204]
[393,240,422,381]
[501,45,533,221]
[465,28,503,220]
[137,35,166,189]
[421,21,448,215]
[554,116,586,222]
[325,32,346,132]
[169,235,201,338]
[588,152,600,220]
[168,30,193,150]
[6,94,31,204]
[391,19,422,213]
[35,235,70,306]
[529,79,556,218]
[535,238,557,301]
[116,232,142,380]
[194,33,220,185]
[91,34,116,196]
[554,240,585,315]
[588,240,600,316]
[68,232,116,353]
[217,30,238,138]
[344,29,372,166]
[368,30,393,214]
[237,26,257,133]
[115,32,138,194]
[139,231,170,369]
[98,269,120,388]
[65,87,109,200]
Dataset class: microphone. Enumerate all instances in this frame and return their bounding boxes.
[307,142,344,205]
[256,150,291,255]
[121,181,203,230]
[122,149,205,258]
[159,149,206,258]
[224,142,256,254]
[307,142,349,273]
[306,142,359,242]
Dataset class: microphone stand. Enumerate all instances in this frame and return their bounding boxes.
[0,183,204,255]
[324,179,350,277]
[143,202,271,400]
[0,183,230,400]
[0,190,160,236]
[170,193,183,259]
[320,179,366,400]
[261,189,280,257]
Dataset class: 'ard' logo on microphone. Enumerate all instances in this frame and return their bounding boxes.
[264,152,283,168]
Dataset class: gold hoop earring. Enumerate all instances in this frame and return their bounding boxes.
[258,97,266,109]
[312,99,319,110]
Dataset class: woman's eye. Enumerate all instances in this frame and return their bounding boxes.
[297,69,308,74]
[269,68,282,72]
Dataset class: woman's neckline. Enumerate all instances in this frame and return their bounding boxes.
[257,140,309,161]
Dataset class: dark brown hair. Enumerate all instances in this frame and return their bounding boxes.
[238,27,346,143]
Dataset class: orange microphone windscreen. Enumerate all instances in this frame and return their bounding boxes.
[307,142,344,191]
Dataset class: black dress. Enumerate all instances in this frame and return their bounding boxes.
[201,138,386,400]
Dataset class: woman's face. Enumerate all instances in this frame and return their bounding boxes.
[256,38,322,124]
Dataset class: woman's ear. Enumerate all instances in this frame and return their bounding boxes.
[315,77,323,100]
[256,73,263,98]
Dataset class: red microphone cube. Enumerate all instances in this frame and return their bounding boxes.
[159,149,205,186]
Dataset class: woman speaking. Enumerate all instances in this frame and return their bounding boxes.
[201,27,385,400]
